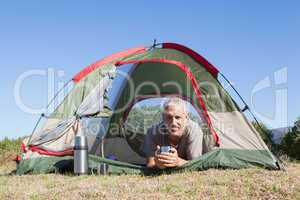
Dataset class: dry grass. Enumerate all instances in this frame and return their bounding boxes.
[0,138,299,199]
[0,159,300,200]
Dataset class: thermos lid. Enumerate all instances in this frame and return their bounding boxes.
[74,135,88,150]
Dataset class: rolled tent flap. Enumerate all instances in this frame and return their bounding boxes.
[51,64,116,119]
[76,67,116,117]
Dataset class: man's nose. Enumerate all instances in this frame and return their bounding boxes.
[170,117,176,124]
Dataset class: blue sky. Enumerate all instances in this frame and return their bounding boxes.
[0,1,299,139]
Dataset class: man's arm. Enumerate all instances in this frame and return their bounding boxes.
[146,146,165,169]
[142,127,157,165]
[146,157,156,168]
[156,148,188,167]
[146,147,188,168]
[186,122,204,160]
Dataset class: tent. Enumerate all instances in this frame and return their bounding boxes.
[16,42,281,175]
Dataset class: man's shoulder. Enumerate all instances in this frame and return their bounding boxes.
[186,119,201,130]
[185,119,202,136]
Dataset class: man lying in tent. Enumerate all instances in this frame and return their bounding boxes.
[143,97,203,169]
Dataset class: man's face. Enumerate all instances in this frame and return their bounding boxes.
[162,105,187,137]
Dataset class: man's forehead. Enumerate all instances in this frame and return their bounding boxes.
[163,105,186,114]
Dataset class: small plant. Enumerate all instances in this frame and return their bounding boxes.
[0,137,22,165]
[279,118,300,160]
[252,122,275,147]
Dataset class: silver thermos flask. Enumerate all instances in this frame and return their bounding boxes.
[74,135,89,175]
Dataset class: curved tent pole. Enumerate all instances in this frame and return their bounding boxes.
[46,79,73,109]
[27,114,44,145]
[28,79,73,144]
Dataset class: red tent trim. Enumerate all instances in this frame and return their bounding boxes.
[116,59,220,145]
[162,43,219,77]
[28,145,74,156]
[21,142,27,152]
[72,47,146,83]
[72,43,219,82]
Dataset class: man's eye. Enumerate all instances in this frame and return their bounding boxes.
[175,116,181,120]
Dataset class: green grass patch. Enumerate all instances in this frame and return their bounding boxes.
[0,137,22,155]
[0,137,22,173]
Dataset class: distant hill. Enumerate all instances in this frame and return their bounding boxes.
[271,126,292,144]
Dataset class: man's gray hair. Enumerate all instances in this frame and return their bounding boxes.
[163,97,187,113]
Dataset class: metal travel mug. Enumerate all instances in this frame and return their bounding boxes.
[74,135,89,175]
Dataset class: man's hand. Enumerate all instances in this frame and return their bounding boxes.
[154,146,187,168]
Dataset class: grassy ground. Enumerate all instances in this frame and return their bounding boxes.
[0,139,300,200]
[0,161,299,199]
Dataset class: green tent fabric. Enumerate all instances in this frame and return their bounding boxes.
[16,42,281,175]
[16,149,279,175]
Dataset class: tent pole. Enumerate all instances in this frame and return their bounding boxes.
[27,113,44,144]
[100,137,106,174]
[46,79,72,109]
[28,79,72,144]
[219,73,271,134]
